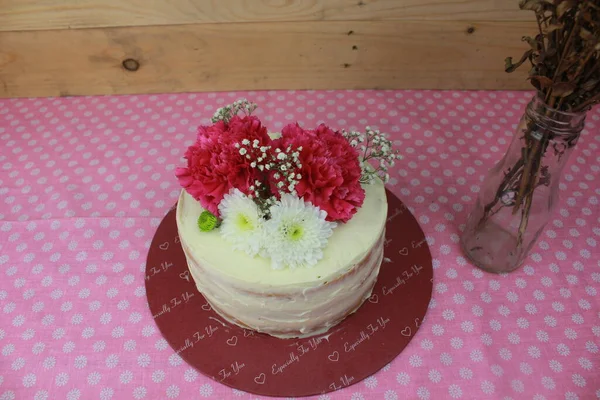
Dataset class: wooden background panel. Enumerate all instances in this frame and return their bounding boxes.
[0,21,535,98]
[0,0,530,32]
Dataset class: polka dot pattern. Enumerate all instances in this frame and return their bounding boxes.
[0,90,598,399]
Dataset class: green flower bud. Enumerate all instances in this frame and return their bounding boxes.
[197,211,219,232]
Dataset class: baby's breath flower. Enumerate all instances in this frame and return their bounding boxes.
[343,126,402,184]
[211,99,258,123]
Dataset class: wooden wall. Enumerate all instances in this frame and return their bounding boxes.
[0,0,536,98]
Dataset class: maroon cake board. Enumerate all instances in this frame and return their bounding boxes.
[145,190,433,397]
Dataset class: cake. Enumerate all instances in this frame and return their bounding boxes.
[174,100,400,339]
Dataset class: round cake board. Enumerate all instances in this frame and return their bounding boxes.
[145,189,433,397]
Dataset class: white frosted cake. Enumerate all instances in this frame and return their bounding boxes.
[174,100,399,339]
[176,179,387,338]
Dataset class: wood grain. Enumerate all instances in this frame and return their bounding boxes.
[0,0,530,32]
[0,20,535,98]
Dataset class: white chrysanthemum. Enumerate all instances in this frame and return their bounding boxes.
[263,194,336,270]
[218,189,264,256]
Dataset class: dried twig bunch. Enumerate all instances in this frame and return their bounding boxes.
[475,0,600,249]
[506,0,600,112]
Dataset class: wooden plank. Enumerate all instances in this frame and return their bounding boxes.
[0,0,531,32]
[0,20,535,98]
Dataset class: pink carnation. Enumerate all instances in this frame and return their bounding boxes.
[273,123,364,223]
[175,115,271,216]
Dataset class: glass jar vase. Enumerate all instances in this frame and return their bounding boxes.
[460,94,586,273]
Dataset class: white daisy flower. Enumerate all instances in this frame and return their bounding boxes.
[218,189,264,257]
[262,194,336,270]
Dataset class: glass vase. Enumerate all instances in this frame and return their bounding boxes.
[460,94,586,273]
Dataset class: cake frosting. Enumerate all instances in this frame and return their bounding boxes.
[176,177,388,338]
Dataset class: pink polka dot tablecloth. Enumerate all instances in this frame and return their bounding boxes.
[1,90,599,400]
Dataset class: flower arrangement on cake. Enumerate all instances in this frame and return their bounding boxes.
[175,99,400,270]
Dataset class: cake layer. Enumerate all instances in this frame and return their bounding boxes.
[182,228,384,338]
[176,178,388,338]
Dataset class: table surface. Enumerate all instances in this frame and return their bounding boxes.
[1,90,599,400]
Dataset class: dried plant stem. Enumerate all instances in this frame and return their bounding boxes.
[511,104,550,213]
[574,49,596,79]
[515,134,549,246]
[536,13,546,52]
[546,28,577,103]
[574,91,600,111]
[583,61,600,82]
[481,102,551,247]
[512,141,539,212]
[517,190,535,246]
[481,158,525,217]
